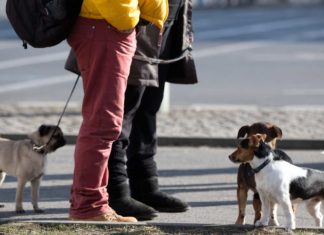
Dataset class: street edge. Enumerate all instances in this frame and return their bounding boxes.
[2,134,323,150]
[1,220,324,234]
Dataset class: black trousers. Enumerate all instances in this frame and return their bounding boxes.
[108,0,182,185]
[109,78,165,184]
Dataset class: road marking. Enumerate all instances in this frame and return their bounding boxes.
[302,29,324,40]
[0,51,68,70]
[283,29,324,41]
[0,41,263,73]
[283,89,324,96]
[0,74,75,94]
[196,18,324,40]
[0,42,264,94]
[247,52,324,62]
[193,42,265,58]
[0,42,263,93]
[0,40,22,50]
[0,28,16,39]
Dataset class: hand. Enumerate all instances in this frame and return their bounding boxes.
[137,18,150,26]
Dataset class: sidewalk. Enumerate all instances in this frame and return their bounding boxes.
[1,104,324,232]
[0,145,324,229]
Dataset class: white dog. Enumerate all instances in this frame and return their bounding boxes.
[229,134,324,231]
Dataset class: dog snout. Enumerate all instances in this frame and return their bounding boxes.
[229,153,238,163]
[57,138,66,148]
[50,137,66,151]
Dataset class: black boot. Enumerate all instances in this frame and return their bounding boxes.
[129,176,189,212]
[125,81,189,213]
[108,182,157,220]
[108,143,158,221]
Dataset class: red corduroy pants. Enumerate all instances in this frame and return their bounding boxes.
[68,17,136,219]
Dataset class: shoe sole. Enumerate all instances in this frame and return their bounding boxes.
[155,206,190,213]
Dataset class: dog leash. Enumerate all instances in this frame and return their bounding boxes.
[33,75,80,153]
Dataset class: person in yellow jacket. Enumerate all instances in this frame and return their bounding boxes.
[68,0,168,222]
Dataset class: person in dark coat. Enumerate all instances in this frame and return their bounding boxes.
[65,0,197,221]
[107,0,198,220]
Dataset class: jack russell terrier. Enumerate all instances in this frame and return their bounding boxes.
[229,134,323,231]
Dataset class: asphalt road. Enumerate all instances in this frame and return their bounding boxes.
[0,4,324,106]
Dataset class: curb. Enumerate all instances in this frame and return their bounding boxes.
[159,137,324,150]
[2,134,323,150]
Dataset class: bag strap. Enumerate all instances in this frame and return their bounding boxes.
[132,46,192,65]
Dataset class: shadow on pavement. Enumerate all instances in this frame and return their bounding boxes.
[188,200,242,208]
[0,185,70,203]
[159,167,237,177]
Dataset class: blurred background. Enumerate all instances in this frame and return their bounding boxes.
[0,0,324,138]
[1,0,324,225]
[0,0,324,107]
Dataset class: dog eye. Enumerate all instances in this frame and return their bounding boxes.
[240,139,250,148]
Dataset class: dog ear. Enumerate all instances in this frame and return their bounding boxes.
[237,125,250,139]
[250,134,267,147]
[39,124,51,137]
[269,125,283,139]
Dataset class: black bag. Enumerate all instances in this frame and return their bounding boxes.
[6,0,83,49]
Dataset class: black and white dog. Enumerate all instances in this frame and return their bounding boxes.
[229,134,324,231]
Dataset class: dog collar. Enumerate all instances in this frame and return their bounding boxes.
[32,143,47,154]
[252,158,271,174]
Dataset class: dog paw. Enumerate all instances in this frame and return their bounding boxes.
[15,209,26,214]
[269,218,280,226]
[285,227,294,234]
[34,208,45,213]
[235,218,245,225]
[285,223,296,232]
[255,219,268,227]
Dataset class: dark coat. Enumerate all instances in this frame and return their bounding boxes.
[65,0,197,86]
[162,0,197,85]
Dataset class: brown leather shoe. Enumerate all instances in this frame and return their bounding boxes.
[69,209,138,222]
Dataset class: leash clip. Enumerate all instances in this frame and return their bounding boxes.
[33,144,46,154]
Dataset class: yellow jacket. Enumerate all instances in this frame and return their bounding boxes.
[80,0,168,31]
